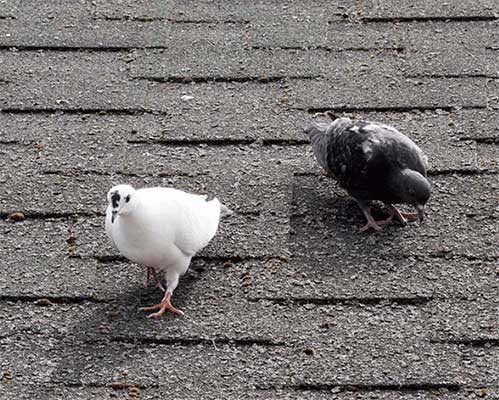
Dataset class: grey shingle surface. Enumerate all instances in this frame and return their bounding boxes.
[0,1,498,399]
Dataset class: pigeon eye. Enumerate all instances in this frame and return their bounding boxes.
[125,195,131,203]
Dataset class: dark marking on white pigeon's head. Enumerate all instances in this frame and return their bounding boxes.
[107,184,136,223]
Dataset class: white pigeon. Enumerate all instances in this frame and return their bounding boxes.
[105,184,232,318]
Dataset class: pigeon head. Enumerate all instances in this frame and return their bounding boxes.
[107,184,137,223]
[400,169,431,221]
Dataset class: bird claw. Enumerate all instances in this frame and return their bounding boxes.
[145,306,185,319]
[399,211,418,222]
[361,208,416,232]
[383,204,419,226]
[140,294,184,318]
[359,221,383,233]
[141,305,185,319]
[379,214,407,227]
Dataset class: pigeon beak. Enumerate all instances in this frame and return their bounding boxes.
[111,210,118,223]
[416,204,425,223]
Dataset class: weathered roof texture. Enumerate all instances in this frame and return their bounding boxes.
[0,1,498,399]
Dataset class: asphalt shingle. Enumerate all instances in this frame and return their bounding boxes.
[0,1,498,398]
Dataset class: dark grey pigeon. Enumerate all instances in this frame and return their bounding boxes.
[305,112,431,232]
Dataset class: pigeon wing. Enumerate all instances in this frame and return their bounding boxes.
[358,122,428,176]
[141,188,221,256]
[334,121,430,202]
[325,123,372,197]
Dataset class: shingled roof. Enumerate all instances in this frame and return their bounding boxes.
[0,1,498,399]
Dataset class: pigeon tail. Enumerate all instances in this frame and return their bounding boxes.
[219,202,233,218]
[305,122,330,172]
[206,197,233,219]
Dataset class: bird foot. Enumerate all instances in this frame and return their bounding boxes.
[383,204,419,226]
[357,204,384,232]
[140,293,184,319]
[144,267,165,292]
[399,211,418,222]
[368,209,418,231]
[359,220,383,233]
